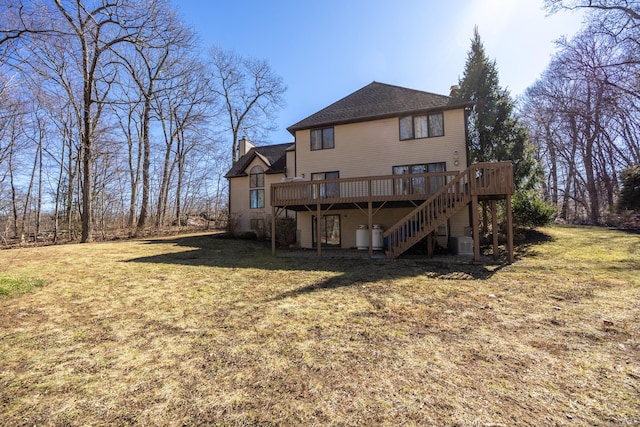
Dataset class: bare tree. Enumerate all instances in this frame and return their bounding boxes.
[522,22,639,223]
[111,1,196,235]
[545,0,640,20]
[152,57,212,228]
[546,0,640,100]
[208,47,287,163]
[6,110,24,238]
[0,0,248,243]
[112,82,143,231]
[50,0,157,242]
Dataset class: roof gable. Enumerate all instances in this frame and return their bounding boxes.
[287,81,471,133]
[224,142,292,178]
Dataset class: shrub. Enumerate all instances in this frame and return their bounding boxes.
[226,213,241,237]
[607,210,640,231]
[618,165,640,212]
[512,190,555,229]
[275,216,297,247]
[237,231,257,240]
[251,218,268,240]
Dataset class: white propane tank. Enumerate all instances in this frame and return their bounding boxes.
[356,225,368,250]
[372,225,384,250]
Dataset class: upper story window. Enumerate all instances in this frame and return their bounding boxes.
[249,165,264,188]
[249,165,264,209]
[399,112,444,140]
[310,127,334,151]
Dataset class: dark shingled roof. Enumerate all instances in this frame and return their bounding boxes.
[287,81,472,134]
[224,142,293,179]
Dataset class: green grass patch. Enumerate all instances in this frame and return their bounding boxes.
[0,276,45,299]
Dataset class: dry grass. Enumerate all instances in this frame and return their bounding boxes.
[0,225,638,426]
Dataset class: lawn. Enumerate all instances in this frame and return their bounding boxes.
[0,225,638,426]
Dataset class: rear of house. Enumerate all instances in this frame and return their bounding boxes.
[226,82,514,260]
[286,82,472,250]
[225,140,293,237]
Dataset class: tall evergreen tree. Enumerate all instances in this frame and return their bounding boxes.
[455,27,540,191]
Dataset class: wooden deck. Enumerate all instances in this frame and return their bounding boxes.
[270,162,515,262]
[271,162,513,208]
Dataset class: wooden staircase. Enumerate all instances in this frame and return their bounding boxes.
[383,168,470,258]
[383,162,513,259]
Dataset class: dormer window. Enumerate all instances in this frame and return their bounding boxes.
[249,165,265,209]
[399,112,444,140]
[310,127,334,150]
[249,165,264,188]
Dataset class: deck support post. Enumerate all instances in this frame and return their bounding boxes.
[316,202,322,257]
[271,206,276,256]
[491,199,499,260]
[368,200,373,257]
[472,195,480,262]
[506,193,514,263]
[482,202,489,234]
[426,233,434,258]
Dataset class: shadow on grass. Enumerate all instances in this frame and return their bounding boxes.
[264,263,502,302]
[125,233,514,299]
[514,228,555,259]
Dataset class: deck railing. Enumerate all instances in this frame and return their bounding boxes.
[271,171,460,207]
[468,162,514,196]
[383,162,514,258]
[383,169,472,258]
[271,162,513,207]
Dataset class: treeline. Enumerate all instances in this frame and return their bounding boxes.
[2,1,638,247]
[0,0,285,245]
[521,1,640,224]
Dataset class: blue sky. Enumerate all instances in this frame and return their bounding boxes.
[171,0,585,144]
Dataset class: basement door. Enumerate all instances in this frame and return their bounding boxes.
[312,214,341,247]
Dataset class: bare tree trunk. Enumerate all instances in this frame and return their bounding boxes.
[546,125,558,206]
[175,164,183,227]
[156,136,174,228]
[9,138,18,238]
[560,116,579,220]
[583,90,600,224]
[53,138,65,243]
[114,104,142,233]
[66,139,78,240]
[36,135,43,242]
[21,136,39,239]
[175,131,186,226]
[134,87,154,236]
[127,132,141,231]
[80,122,93,242]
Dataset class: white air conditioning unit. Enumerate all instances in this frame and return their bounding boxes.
[450,236,473,255]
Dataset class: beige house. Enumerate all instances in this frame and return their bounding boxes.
[225,138,293,236]
[226,82,514,261]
